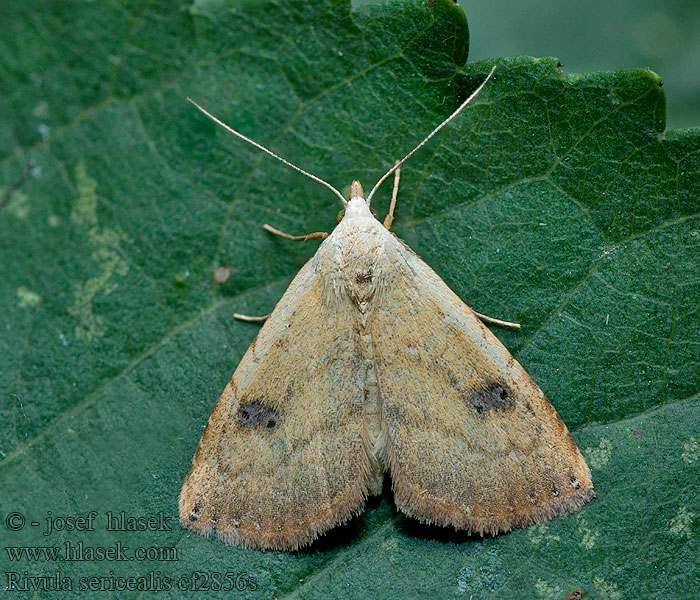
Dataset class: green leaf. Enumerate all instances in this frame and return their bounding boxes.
[1,0,698,598]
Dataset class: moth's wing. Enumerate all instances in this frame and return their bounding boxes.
[179,255,373,550]
[371,238,594,535]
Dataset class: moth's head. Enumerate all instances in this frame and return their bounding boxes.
[336,181,380,223]
[349,180,364,202]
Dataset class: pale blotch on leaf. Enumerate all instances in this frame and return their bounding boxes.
[6,190,29,219]
[669,505,695,539]
[382,537,397,552]
[584,438,612,470]
[534,579,562,600]
[17,286,40,308]
[71,161,98,228]
[48,214,60,227]
[576,514,599,550]
[527,522,561,546]
[593,577,622,599]
[32,100,49,118]
[455,546,503,594]
[456,565,500,594]
[68,160,128,342]
[681,437,699,464]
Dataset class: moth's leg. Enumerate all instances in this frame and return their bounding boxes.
[383,161,401,231]
[233,312,270,323]
[263,224,328,242]
[473,310,521,330]
[234,224,326,322]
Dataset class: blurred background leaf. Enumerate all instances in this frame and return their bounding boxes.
[356,0,700,129]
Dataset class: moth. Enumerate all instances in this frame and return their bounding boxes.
[179,66,594,550]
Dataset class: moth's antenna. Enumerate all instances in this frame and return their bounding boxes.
[366,64,497,205]
[186,98,348,207]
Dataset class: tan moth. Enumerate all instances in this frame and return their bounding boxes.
[179,66,594,550]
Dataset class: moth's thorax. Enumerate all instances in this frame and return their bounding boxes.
[317,195,403,310]
[343,195,372,220]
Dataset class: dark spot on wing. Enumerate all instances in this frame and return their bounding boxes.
[238,402,278,430]
[471,382,513,413]
[355,269,373,284]
[445,370,514,415]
